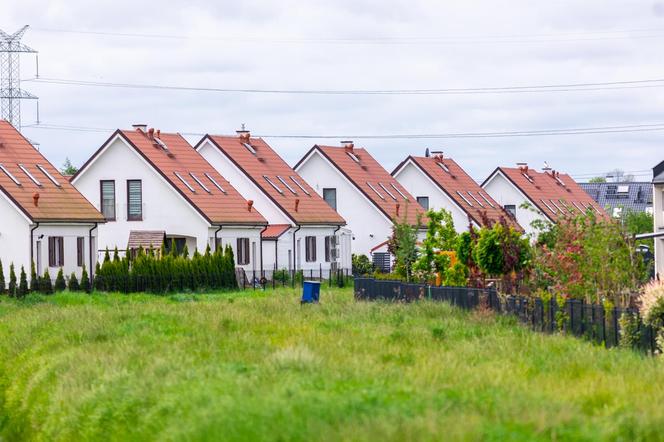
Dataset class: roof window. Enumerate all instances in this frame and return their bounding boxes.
[522,173,534,184]
[540,199,556,214]
[390,183,409,200]
[154,137,169,151]
[18,164,42,187]
[243,142,257,155]
[347,151,360,163]
[366,182,385,200]
[467,191,484,207]
[438,162,450,173]
[277,176,297,194]
[0,163,21,186]
[205,173,226,193]
[36,164,61,187]
[456,190,473,207]
[174,171,196,193]
[478,191,495,208]
[378,182,397,201]
[189,172,211,194]
[264,175,284,194]
[290,176,310,196]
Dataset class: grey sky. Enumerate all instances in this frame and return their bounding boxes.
[4,0,664,182]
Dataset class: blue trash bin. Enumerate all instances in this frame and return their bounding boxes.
[302,281,321,303]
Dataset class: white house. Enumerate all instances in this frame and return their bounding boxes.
[294,142,427,267]
[392,152,521,232]
[195,127,351,275]
[0,120,105,286]
[482,163,607,237]
[652,160,664,279]
[71,125,268,273]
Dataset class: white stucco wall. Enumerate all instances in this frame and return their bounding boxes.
[393,161,473,232]
[295,150,394,257]
[482,172,549,237]
[0,193,31,285]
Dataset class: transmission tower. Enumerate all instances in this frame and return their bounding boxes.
[0,25,38,129]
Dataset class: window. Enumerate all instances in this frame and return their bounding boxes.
[189,173,211,193]
[325,235,338,262]
[540,199,556,214]
[438,162,450,173]
[323,188,337,210]
[36,164,61,187]
[18,164,42,186]
[100,180,116,221]
[0,163,21,185]
[77,237,85,267]
[263,176,283,194]
[456,190,473,206]
[504,204,516,218]
[347,151,360,163]
[277,176,297,194]
[467,191,484,207]
[48,236,64,267]
[305,236,317,262]
[237,238,250,265]
[290,176,310,195]
[127,180,143,221]
[174,172,196,192]
[205,173,226,193]
[479,191,495,208]
[242,142,256,154]
[366,182,385,200]
[417,196,429,210]
[378,182,397,201]
[390,183,408,200]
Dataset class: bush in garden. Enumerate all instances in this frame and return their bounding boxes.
[387,210,421,280]
[54,268,67,292]
[0,258,5,295]
[273,269,291,284]
[413,209,461,285]
[80,266,91,293]
[40,269,53,295]
[29,262,39,292]
[17,266,28,298]
[8,264,17,297]
[352,254,374,276]
[93,262,103,291]
[68,273,80,292]
[618,312,641,349]
[639,280,664,353]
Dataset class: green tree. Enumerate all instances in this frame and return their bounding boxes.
[80,266,91,293]
[29,262,39,292]
[17,266,28,298]
[41,269,53,295]
[8,264,17,297]
[352,254,374,275]
[60,157,78,175]
[0,259,5,295]
[68,273,80,291]
[387,211,421,280]
[54,268,66,292]
[588,176,606,183]
[413,209,459,284]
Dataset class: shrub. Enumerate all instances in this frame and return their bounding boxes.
[54,268,66,292]
[40,269,53,295]
[8,264,17,297]
[80,266,91,293]
[29,262,39,292]
[619,312,641,349]
[68,273,80,292]
[17,266,28,298]
[273,269,291,284]
[352,254,374,275]
[639,280,664,328]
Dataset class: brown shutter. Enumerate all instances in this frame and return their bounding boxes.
[48,237,55,267]
[58,238,64,266]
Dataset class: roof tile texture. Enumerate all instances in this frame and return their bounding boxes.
[0,120,104,222]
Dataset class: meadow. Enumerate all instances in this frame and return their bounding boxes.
[1,286,663,441]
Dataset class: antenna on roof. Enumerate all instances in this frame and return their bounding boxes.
[237,123,250,141]
[543,161,551,172]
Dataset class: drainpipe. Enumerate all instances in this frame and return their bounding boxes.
[259,225,268,274]
[89,223,98,285]
[292,224,301,274]
[332,225,341,269]
[214,225,223,251]
[30,222,40,271]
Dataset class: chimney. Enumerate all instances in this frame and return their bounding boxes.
[33,192,39,207]
[396,203,400,217]
[155,129,161,139]
[247,200,254,212]
[341,140,354,151]
[236,123,251,141]
[148,128,155,140]
[295,198,300,212]
[431,150,444,163]
[132,124,147,132]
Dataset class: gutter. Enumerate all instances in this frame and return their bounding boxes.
[30,223,40,271]
[259,225,268,274]
[292,224,301,273]
[214,225,223,251]
[89,223,98,285]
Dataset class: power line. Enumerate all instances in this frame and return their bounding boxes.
[25,76,664,96]
[22,122,664,139]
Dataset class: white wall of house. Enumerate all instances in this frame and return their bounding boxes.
[33,224,99,278]
[0,193,31,285]
[72,136,261,272]
[393,161,474,232]
[482,172,548,237]
[198,140,349,271]
[653,183,664,278]
[295,150,394,257]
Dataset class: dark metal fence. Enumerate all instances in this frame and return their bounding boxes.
[239,268,352,290]
[355,278,658,353]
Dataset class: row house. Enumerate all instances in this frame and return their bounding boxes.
[195,127,350,273]
[71,125,268,272]
[482,163,607,236]
[0,120,105,284]
[294,141,426,268]
[392,151,519,231]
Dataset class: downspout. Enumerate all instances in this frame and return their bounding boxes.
[333,225,341,268]
[30,223,40,271]
[88,223,98,285]
[292,224,301,274]
[214,225,223,251]
[259,225,268,274]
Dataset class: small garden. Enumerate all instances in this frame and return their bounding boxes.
[353,206,664,353]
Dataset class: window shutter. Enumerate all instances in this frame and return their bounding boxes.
[48,237,55,267]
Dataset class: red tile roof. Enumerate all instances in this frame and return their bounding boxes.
[261,224,291,240]
[302,144,427,226]
[394,155,520,230]
[199,134,346,226]
[75,128,267,226]
[486,166,608,221]
[0,120,104,223]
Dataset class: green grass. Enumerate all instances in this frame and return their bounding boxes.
[1,287,664,441]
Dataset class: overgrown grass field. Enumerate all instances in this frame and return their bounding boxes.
[1,287,663,441]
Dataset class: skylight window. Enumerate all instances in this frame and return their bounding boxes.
[0,163,20,186]
[366,182,385,200]
[36,164,61,187]
[243,142,256,154]
[264,175,283,194]
[378,182,397,201]
[478,192,495,208]
[571,201,584,212]
[347,151,360,163]
[467,191,484,207]
[391,183,408,200]
[540,199,556,214]
[205,173,226,193]
[18,164,42,187]
[522,173,534,184]
[456,190,473,207]
[438,162,450,173]
[277,176,297,194]
[290,176,310,196]
[174,171,195,193]
[549,199,564,213]
[154,137,168,151]
[189,172,211,194]
[555,176,566,187]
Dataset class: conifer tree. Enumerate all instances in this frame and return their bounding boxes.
[17,266,28,298]
[94,262,103,291]
[29,261,39,292]
[113,246,119,262]
[68,272,80,291]
[182,244,189,259]
[103,247,111,263]
[41,269,53,294]
[81,266,91,293]
[169,239,177,257]
[55,268,66,292]
[0,258,5,295]
[8,263,17,297]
